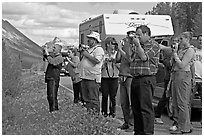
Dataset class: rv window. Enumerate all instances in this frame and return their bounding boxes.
[81,33,84,44]
[99,21,102,34]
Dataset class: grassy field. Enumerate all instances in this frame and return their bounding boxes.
[2,72,127,135]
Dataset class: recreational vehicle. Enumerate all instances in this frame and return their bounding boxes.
[79,10,174,48]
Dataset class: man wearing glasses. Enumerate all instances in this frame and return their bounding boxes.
[130,25,160,135]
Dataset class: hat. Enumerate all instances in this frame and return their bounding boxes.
[126,27,136,34]
[87,31,101,42]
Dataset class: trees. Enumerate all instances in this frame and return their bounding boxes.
[146,2,202,36]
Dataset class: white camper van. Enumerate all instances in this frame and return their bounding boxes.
[79,11,174,48]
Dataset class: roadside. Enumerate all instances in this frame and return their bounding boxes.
[3,72,201,135]
[2,72,127,135]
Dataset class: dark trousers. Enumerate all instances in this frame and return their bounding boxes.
[73,81,83,103]
[46,79,59,112]
[101,78,119,115]
[81,79,100,113]
[120,77,134,126]
[155,79,170,118]
[131,75,156,135]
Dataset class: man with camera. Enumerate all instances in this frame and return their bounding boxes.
[130,25,161,135]
[116,29,135,131]
[44,42,64,113]
[80,31,104,114]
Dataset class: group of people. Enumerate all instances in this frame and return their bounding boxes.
[43,25,202,135]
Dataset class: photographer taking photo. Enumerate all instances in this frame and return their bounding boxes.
[44,42,64,113]
[101,37,120,118]
[80,31,104,114]
[65,48,83,104]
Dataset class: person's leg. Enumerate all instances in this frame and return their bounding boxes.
[73,83,79,103]
[81,80,89,108]
[155,79,169,118]
[171,73,179,124]
[101,78,109,116]
[176,72,192,132]
[125,77,134,126]
[47,80,55,112]
[139,76,155,135]
[109,78,118,117]
[54,79,59,110]
[87,80,100,113]
[131,77,145,135]
[78,81,84,103]
[119,77,130,128]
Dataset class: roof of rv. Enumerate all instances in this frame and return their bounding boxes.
[80,14,174,37]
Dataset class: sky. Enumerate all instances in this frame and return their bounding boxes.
[2,1,158,46]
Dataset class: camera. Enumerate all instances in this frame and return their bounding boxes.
[79,44,89,52]
[171,43,178,49]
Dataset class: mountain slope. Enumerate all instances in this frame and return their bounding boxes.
[2,19,43,69]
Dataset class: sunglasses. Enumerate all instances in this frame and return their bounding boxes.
[173,39,179,42]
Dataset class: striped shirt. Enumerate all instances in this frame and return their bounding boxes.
[130,39,160,76]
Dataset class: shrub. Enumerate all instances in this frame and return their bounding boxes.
[2,38,22,97]
[2,38,22,124]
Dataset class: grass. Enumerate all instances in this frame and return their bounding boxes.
[2,73,126,135]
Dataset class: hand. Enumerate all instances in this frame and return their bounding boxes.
[82,50,89,57]
[172,43,179,53]
[191,78,196,88]
[117,41,123,50]
[66,57,71,62]
[132,37,140,46]
[44,47,49,55]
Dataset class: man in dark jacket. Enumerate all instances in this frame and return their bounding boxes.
[44,42,64,113]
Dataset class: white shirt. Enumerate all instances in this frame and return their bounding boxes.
[80,45,104,83]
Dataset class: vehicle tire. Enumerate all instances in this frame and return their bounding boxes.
[167,97,173,118]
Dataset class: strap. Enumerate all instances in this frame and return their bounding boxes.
[106,62,114,78]
[89,45,102,54]
[171,46,193,72]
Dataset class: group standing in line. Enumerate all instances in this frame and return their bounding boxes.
[43,25,201,135]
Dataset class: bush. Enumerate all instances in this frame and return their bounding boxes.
[2,39,22,97]
[2,38,22,124]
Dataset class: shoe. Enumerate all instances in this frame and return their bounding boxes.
[181,129,193,134]
[119,123,129,130]
[170,129,193,134]
[169,125,178,131]
[108,113,115,118]
[170,129,182,134]
[125,126,134,132]
[102,112,108,117]
[154,118,164,124]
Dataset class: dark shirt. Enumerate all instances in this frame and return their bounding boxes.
[45,53,64,81]
[160,49,172,81]
[130,39,160,76]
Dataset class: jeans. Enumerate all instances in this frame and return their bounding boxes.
[73,81,83,103]
[131,75,156,135]
[155,79,170,118]
[81,79,100,113]
[120,76,134,126]
[172,71,192,132]
[46,79,59,112]
[101,78,119,115]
